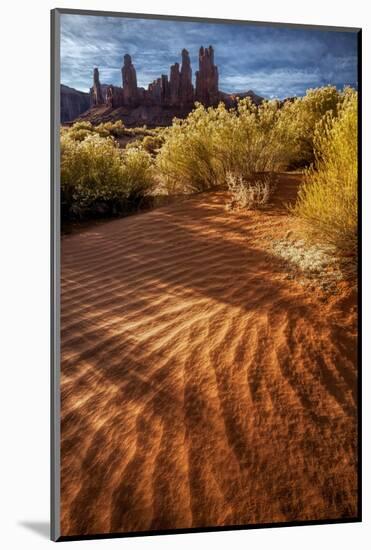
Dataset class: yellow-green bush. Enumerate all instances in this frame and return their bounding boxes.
[61,132,154,215]
[156,99,296,193]
[141,134,165,155]
[284,86,344,166]
[64,121,95,141]
[292,89,357,254]
[156,106,218,193]
[120,147,156,203]
[97,120,127,137]
[63,120,130,141]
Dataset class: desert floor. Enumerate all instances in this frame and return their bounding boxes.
[60,173,358,537]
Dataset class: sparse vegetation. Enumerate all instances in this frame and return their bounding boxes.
[62,120,158,142]
[270,238,348,292]
[226,173,276,210]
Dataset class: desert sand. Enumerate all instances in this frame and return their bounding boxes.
[60,173,358,536]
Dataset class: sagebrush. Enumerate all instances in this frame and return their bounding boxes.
[226,173,276,210]
[61,132,154,216]
[156,99,295,193]
[292,89,357,254]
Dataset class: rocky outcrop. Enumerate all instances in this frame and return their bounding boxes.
[161,75,171,105]
[179,49,194,106]
[122,54,138,106]
[169,63,181,106]
[91,68,104,106]
[106,85,124,109]
[65,45,264,126]
[60,85,90,123]
[91,46,218,110]
[147,75,171,106]
[195,46,219,106]
[219,90,264,108]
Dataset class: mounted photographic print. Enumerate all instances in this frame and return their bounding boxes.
[51,8,361,541]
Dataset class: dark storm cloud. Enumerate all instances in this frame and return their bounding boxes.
[60,14,358,99]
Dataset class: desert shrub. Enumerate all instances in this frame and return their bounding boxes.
[125,138,143,150]
[284,86,344,167]
[216,99,295,177]
[120,147,155,204]
[66,121,95,141]
[60,133,154,216]
[156,105,218,193]
[292,89,357,254]
[156,99,295,194]
[94,123,110,138]
[141,134,165,155]
[226,172,277,210]
[123,127,157,139]
[69,121,94,132]
[100,120,127,137]
[65,120,130,142]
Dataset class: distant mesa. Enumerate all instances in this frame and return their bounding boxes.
[61,46,263,125]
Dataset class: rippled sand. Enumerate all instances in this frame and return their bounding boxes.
[60,174,358,537]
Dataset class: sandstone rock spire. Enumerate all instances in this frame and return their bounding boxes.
[106,85,124,109]
[91,68,104,105]
[195,45,219,105]
[122,54,138,105]
[169,62,181,106]
[147,75,171,105]
[179,49,194,105]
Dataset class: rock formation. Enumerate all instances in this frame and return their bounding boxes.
[169,62,181,106]
[147,75,171,106]
[106,85,124,109]
[91,68,104,106]
[195,46,219,106]
[161,75,171,106]
[63,45,263,125]
[179,49,194,106]
[91,46,219,111]
[122,54,138,106]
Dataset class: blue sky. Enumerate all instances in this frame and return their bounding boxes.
[60,14,358,99]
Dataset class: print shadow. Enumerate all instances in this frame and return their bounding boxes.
[18,521,49,539]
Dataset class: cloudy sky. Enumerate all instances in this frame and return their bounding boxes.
[60,13,358,99]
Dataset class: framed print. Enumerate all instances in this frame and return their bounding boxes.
[51,8,361,541]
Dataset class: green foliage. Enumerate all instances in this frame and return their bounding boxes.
[61,132,154,216]
[292,89,357,254]
[63,121,95,142]
[141,134,165,155]
[96,120,127,137]
[284,86,344,166]
[120,147,155,203]
[62,120,157,143]
[156,99,295,193]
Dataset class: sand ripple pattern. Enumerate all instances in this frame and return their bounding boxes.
[60,175,358,536]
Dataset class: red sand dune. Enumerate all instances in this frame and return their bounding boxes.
[60,174,357,537]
